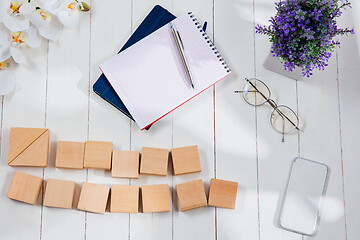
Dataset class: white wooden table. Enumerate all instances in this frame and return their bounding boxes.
[1,0,359,239]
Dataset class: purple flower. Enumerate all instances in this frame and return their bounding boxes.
[255,0,354,77]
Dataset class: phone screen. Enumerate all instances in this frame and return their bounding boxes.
[279,157,329,236]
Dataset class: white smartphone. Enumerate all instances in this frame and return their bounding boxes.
[278,157,329,236]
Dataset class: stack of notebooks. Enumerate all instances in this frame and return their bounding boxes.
[94,5,231,130]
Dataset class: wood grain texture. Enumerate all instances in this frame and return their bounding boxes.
[84,141,113,170]
[140,147,169,176]
[171,145,201,175]
[110,185,139,213]
[8,128,49,167]
[43,178,75,209]
[111,150,139,178]
[7,171,43,205]
[77,182,110,214]
[208,178,238,209]
[141,184,170,213]
[55,141,85,169]
[176,179,207,211]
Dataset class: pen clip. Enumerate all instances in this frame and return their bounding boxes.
[176,31,184,49]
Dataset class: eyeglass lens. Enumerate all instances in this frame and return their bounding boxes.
[242,78,270,106]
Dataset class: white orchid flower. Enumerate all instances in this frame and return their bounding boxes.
[0,27,41,65]
[25,7,63,41]
[37,0,90,29]
[0,1,35,32]
[0,59,16,95]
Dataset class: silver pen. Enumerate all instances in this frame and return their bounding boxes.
[170,22,194,89]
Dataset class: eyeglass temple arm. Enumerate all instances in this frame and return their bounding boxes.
[244,78,300,131]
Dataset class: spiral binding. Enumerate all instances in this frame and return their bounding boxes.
[188,12,231,73]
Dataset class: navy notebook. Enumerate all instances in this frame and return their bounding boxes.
[93,5,176,127]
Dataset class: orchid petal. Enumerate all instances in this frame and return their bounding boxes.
[26,11,46,28]
[0,70,16,95]
[3,14,29,32]
[25,25,41,48]
[58,11,79,29]
[0,32,11,61]
[38,0,62,14]
[19,2,36,15]
[10,46,27,65]
[0,14,3,23]
[38,17,62,41]
[0,48,11,62]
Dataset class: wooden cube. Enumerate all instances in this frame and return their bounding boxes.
[8,127,49,167]
[176,179,207,211]
[112,151,139,178]
[171,145,201,175]
[141,184,170,213]
[140,147,169,176]
[56,141,85,169]
[84,141,112,170]
[43,178,76,209]
[77,182,110,214]
[110,185,139,213]
[7,171,43,205]
[208,178,238,209]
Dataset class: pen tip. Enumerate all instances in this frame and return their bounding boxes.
[191,84,194,89]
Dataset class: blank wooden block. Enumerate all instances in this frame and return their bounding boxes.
[176,179,207,211]
[171,145,201,175]
[84,141,112,170]
[112,150,139,178]
[43,178,76,209]
[77,182,110,214]
[7,171,43,205]
[56,141,85,169]
[111,185,139,213]
[142,184,170,213]
[208,178,238,209]
[8,127,49,167]
[140,147,169,176]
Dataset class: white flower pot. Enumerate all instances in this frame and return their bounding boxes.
[263,51,303,80]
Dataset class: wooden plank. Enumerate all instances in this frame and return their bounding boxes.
[253,1,302,240]
[335,8,358,240]
[41,7,90,239]
[129,1,173,240]
[214,0,259,239]
[86,0,132,238]
[171,0,216,239]
[298,38,346,240]
[0,23,48,239]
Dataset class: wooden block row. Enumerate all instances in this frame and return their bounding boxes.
[56,143,202,178]
[8,171,238,214]
[8,128,201,177]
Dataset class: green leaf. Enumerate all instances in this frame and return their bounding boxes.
[79,2,91,12]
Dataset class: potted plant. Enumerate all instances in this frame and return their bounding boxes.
[256,0,354,78]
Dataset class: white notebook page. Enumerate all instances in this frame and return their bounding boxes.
[100,13,231,129]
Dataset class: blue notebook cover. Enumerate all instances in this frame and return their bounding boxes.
[93,5,176,128]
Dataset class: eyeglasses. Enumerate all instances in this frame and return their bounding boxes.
[235,78,300,142]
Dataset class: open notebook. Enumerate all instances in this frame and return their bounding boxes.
[100,12,231,130]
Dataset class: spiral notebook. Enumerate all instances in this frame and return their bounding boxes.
[100,12,231,130]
